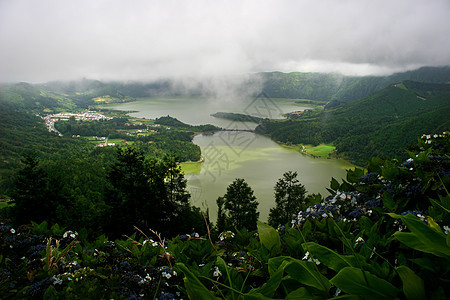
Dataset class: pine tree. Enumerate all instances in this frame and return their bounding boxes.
[218,178,259,231]
[268,171,307,227]
[105,147,194,237]
[12,154,58,225]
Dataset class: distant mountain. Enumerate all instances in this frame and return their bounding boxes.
[256,80,450,165]
[259,66,450,107]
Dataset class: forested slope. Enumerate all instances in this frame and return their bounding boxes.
[259,66,450,107]
[256,81,450,165]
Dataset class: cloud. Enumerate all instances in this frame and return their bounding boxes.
[0,0,449,83]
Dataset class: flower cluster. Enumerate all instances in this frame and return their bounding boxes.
[292,190,379,225]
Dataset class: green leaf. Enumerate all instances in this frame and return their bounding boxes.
[429,196,450,214]
[331,267,398,300]
[285,260,330,293]
[330,177,340,191]
[346,168,365,184]
[386,212,401,219]
[257,221,281,255]
[285,287,322,299]
[381,163,399,180]
[176,263,218,300]
[44,285,58,299]
[248,259,288,298]
[302,220,312,237]
[302,242,356,272]
[396,266,426,300]
[382,191,396,211]
[397,214,450,257]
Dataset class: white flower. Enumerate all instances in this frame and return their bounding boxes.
[354,237,364,247]
[10,228,15,234]
[443,226,449,235]
[302,251,310,260]
[309,257,321,265]
[63,231,77,239]
[212,266,222,277]
[51,276,63,285]
[162,271,172,279]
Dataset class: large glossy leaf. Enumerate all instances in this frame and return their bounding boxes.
[346,168,365,184]
[382,191,396,211]
[285,287,323,299]
[394,214,450,258]
[248,260,288,298]
[330,177,340,191]
[176,263,218,300]
[285,260,330,293]
[302,242,357,272]
[257,221,281,254]
[331,267,398,300]
[267,256,330,293]
[396,266,426,300]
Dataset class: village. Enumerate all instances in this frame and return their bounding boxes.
[42,111,113,137]
[41,111,168,147]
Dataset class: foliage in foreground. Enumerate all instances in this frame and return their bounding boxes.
[0,132,448,299]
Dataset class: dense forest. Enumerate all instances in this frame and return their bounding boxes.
[256,81,450,165]
[0,69,449,298]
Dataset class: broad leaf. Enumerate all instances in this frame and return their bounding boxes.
[176,263,218,300]
[331,267,398,300]
[330,177,340,191]
[396,266,426,300]
[285,287,322,299]
[285,260,330,293]
[382,191,396,211]
[394,214,450,257]
[248,260,288,298]
[302,242,356,272]
[257,221,281,255]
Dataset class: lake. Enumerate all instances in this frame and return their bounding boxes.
[106,97,355,221]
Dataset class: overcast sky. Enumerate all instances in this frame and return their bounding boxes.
[1,0,449,83]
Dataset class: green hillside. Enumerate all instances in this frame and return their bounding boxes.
[256,81,450,165]
[259,66,450,107]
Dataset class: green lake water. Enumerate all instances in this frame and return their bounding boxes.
[106,97,355,221]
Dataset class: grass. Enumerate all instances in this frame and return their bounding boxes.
[304,144,336,157]
[129,118,155,125]
[107,139,126,144]
[396,82,408,91]
[180,162,202,174]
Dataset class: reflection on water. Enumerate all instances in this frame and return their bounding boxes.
[105,97,354,222]
[185,132,353,222]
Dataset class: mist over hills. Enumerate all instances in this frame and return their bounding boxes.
[260,66,450,107]
[1,65,449,167]
[6,66,447,108]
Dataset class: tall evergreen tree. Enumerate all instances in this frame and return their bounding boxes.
[218,178,259,231]
[12,154,58,225]
[105,147,198,237]
[268,171,307,227]
[216,196,227,233]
